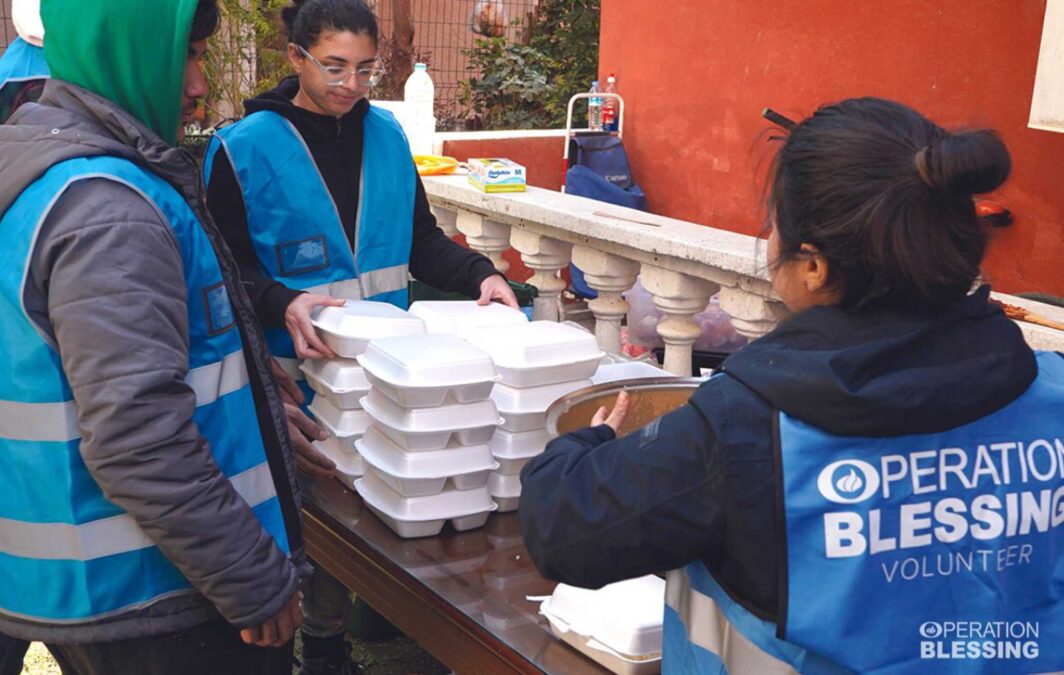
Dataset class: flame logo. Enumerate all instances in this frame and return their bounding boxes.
[817,459,880,504]
[835,468,863,494]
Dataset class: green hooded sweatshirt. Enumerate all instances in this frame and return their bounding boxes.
[40,0,199,146]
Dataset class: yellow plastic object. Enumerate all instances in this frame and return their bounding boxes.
[414,155,460,176]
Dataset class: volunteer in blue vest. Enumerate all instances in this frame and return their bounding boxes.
[0,0,49,123]
[0,4,50,672]
[204,0,517,395]
[204,3,516,672]
[0,1,314,672]
[520,97,1064,674]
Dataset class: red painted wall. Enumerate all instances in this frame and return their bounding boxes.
[599,0,1064,295]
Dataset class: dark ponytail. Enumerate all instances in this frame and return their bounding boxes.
[768,97,1011,314]
[282,0,379,48]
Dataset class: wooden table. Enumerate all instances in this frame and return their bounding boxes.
[302,476,609,675]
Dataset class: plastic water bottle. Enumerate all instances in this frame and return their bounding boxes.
[404,63,436,155]
[603,75,619,132]
[588,80,603,132]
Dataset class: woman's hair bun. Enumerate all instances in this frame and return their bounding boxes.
[918,130,1011,196]
[281,0,311,36]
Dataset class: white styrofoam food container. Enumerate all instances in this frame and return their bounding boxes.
[313,435,365,487]
[356,426,497,497]
[492,379,593,433]
[308,396,373,437]
[466,321,604,387]
[487,471,521,512]
[540,576,665,675]
[312,301,426,358]
[360,390,501,451]
[591,361,669,385]
[300,359,371,409]
[357,334,498,407]
[489,428,551,473]
[355,470,497,538]
[408,300,528,339]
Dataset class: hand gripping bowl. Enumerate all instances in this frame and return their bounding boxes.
[545,377,704,439]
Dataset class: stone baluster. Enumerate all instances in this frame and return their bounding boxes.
[571,247,639,354]
[717,285,787,340]
[430,205,460,238]
[456,211,511,274]
[641,265,720,376]
[510,231,573,322]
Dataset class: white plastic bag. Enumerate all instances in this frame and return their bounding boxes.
[469,0,508,38]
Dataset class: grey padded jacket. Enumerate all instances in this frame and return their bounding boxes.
[0,80,309,644]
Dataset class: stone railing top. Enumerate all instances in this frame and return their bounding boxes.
[424,174,1064,353]
[423,175,769,289]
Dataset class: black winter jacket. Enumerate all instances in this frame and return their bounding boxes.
[206,77,499,328]
[519,287,1042,621]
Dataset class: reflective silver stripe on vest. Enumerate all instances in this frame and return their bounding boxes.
[665,568,797,674]
[359,264,410,298]
[186,349,249,406]
[305,278,363,301]
[0,462,278,561]
[0,399,80,442]
[0,351,250,443]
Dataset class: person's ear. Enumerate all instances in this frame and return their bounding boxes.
[287,43,304,75]
[799,243,832,295]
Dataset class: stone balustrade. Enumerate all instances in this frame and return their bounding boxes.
[424,175,1064,375]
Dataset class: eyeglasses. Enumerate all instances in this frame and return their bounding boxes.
[295,44,385,88]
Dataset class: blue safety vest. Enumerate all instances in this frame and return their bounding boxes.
[204,106,415,384]
[664,352,1064,674]
[0,37,49,91]
[0,156,290,624]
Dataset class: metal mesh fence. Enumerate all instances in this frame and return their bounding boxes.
[1,0,15,54]
[370,0,540,129]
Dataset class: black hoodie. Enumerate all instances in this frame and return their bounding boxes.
[519,287,1045,620]
[206,77,499,327]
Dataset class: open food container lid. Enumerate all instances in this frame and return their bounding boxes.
[300,358,370,392]
[357,334,497,388]
[312,302,425,356]
[355,469,497,521]
[541,575,666,660]
[308,396,373,437]
[466,321,603,370]
[491,379,593,415]
[409,301,528,339]
[356,425,496,479]
[360,389,501,434]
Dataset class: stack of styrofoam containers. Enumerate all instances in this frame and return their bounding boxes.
[354,334,504,538]
[305,302,427,488]
[466,321,604,512]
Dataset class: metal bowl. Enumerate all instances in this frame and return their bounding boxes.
[545,377,704,438]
